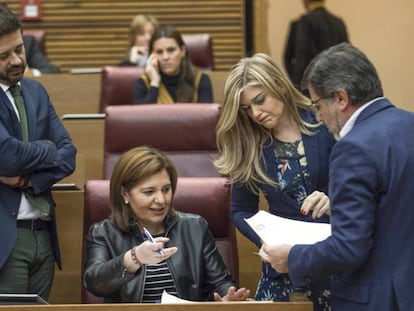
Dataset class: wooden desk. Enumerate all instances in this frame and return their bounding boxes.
[33,74,101,117]
[0,302,312,311]
[33,71,228,119]
[50,190,84,304]
[59,118,105,188]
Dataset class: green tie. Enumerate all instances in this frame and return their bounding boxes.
[9,85,28,141]
[9,84,50,215]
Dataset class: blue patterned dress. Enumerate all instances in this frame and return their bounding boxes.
[255,138,331,311]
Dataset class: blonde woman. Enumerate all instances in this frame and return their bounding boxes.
[214,53,335,311]
[119,14,158,67]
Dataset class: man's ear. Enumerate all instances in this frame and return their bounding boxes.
[334,89,350,112]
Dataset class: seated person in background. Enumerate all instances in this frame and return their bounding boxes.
[23,34,60,75]
[118,14,158,67]
[84,146,251,303]
[133,24,213,104]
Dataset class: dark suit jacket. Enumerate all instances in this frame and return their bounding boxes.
[292,7,348,87]
[288,98,414,310]
[0,78,76,269]
[23,35,60,74]
[283,19,299,81]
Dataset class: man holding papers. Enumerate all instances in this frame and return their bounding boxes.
[261,43,414,311]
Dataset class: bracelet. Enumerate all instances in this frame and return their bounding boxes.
[130,247,142,267]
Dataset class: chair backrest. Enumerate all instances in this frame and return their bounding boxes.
[182,33,214,70]
[103,104,221,179]
[81,177,238,303]
[23,30,46,54]
[99,66,145,112]
[98,34,213,112]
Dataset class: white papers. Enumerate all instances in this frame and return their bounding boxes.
[161,290,194,303]
[244,210,331,245]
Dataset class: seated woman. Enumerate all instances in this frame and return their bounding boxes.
[83,146,250,303]
[118,14,159,67]
[133,24,213,104]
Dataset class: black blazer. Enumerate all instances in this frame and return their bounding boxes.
[292,7,348,87]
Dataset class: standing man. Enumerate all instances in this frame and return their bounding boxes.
[0,4,76,301]
[288,0,348,88]
[261,42,414,310]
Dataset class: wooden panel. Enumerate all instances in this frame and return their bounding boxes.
[50,190,84,304]
[7,0,245,72]
[33,73,101,116]
[0,302,312,311]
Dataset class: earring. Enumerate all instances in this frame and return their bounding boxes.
[124,200,129,204]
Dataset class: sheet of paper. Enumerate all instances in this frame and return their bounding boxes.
[245,210,331,245]
[161,290,195,303]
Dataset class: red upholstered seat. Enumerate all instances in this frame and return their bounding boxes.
[99,66,144,112]
[182,33,214,70]
[103,104,221,179]
[81,177,238,303]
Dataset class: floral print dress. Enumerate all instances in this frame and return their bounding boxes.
[255,138,331,311]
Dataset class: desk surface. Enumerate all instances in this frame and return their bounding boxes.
[34,71,228,118]
[0,302,312,311]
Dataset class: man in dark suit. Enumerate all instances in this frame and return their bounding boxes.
[0,5,76,301]
[261,42,414,310]
[287,0,348,87]
[23,34,60,74]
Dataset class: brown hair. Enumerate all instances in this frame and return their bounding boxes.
[149,24,198,102]
[109,146,178,232]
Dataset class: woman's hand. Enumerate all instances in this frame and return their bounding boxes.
[136,237,178,264]
[123,237,177,274]
[300,190,330,218]
[129,45,148,64]
[144,53,160,87]
[213,286,252,302]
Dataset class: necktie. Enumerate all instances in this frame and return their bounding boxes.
[9,84,50,215]
[9,85,28,141]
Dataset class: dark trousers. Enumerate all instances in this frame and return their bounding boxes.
[0,228,55,301]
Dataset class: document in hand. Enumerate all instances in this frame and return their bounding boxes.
[244,210,331,245]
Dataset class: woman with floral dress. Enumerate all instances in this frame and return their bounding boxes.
[214,53,335,311]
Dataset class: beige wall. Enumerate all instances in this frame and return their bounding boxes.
[259,0,414,111]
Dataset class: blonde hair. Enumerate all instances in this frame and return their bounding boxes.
[214,53,318,194]
[128,14,159,48]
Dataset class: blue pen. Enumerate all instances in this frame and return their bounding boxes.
[143,227,164,255]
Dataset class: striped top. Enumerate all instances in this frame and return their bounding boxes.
[141,260,178,303]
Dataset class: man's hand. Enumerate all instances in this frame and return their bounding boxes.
[0,176,23,187]
[259,244,292,273]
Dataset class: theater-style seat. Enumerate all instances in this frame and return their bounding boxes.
[81,177,238,303]
[103,104,221,178]
[183,33,214,70]
[99,66,145,112]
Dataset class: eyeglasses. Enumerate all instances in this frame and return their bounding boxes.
[310,97,323,111]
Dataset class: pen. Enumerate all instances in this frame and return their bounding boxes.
[143,227,164,255]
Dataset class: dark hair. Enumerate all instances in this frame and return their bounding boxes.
[302,42,383,106]
[0,4,22,36]
[149,24,197,102]
[109,146,178,232]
